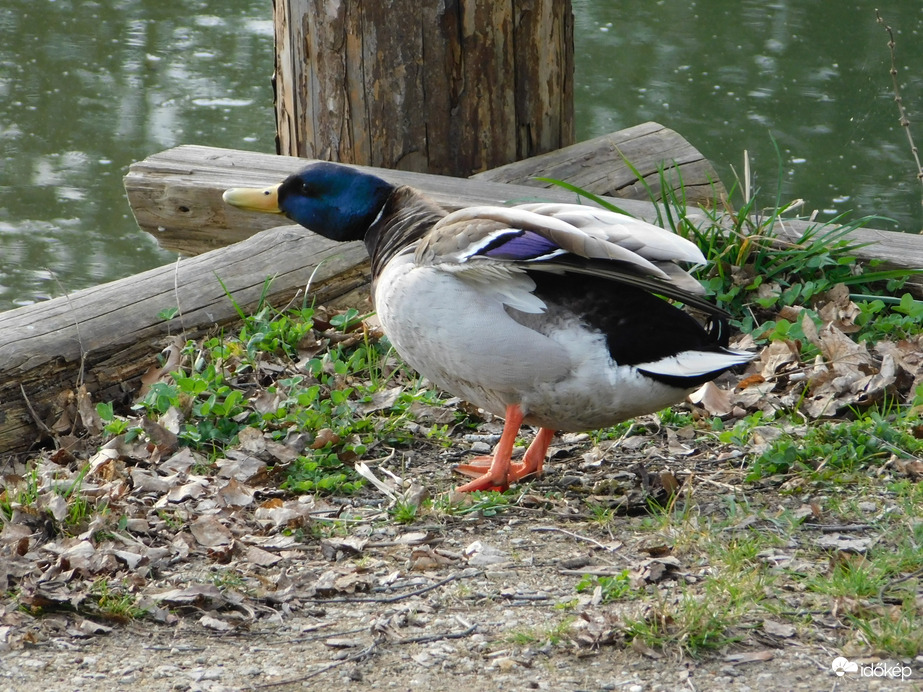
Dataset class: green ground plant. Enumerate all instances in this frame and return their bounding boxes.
[545,164,923,658]
[95,292,454,494]
[90,579,147,621]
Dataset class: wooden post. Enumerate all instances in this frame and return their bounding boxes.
[273,0,575,176]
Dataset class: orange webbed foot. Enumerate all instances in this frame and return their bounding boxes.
[452,406,555,493]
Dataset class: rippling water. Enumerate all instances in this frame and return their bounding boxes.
[0,0,275,311]
[573,0,923,231]
[1,1,921,312]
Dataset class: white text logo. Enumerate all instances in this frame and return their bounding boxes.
[831,656,912,680]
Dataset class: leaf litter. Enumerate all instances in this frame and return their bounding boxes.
[2,286,923,690]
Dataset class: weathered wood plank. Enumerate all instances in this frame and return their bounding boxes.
[123,144,923,276]
[472,122,727,206]
[0,226,368,457]
[124,129,720,257]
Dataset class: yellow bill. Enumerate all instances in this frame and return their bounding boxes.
[222,183,282,213]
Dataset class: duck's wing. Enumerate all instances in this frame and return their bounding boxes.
[512,203,705,265]
[415,203,720,315]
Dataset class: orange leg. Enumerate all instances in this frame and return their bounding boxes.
[454,405,556,492]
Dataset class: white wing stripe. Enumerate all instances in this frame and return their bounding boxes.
[636,350,752,378]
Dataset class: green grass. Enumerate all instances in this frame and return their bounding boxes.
[91,579,147,621]
[0,462,101,537]
[571,466,923,658]
[389,499,421,524]
[0,466,41,522]
[506,617,575,647]
[432,489,516,517]
[720,405,923,481]
[622,583,747,656]
[851,600,923,658]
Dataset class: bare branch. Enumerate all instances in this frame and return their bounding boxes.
[876,9,923,228]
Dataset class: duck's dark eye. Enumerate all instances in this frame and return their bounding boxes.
[300,181,317,196]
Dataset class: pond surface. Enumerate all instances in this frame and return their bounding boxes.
[0,0,275,311]
[573,0,923,235]
[1,0,921,312]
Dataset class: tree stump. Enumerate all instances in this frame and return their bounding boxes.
[273,0,575,176]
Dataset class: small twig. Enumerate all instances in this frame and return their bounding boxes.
[877,566,923,603]
[530,526,613,551]
[395,624,477,645]
[803,652,837,673]
[802,523,873,533]
[300,572,459,604]
[284,623,362,644]
[20,384,53,436]
[531,526,632,564]
[255,642,378,688]
[695,476,739,492]
[666,470,691,514]
[559,567,629,577]
[171,255,187,339]
[876,9,923,223]
[48,268,88,389]
[276,290,303,316]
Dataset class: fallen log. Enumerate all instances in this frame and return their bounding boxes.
[125,122,723,256]
[0,227,369,458]
[472,121,727,206]
[123,143,923,273]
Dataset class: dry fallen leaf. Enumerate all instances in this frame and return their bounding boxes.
[154,584,227,608]
[321,536,368,561]
[464,541,509,567]
[762,619,796,638]
[244,545,281,567]
[311,428,341,449]
[200,615,234,632]
[138,335,184,398]
[189,516,233,547]
[689,381,736,417]
[217,477,254,507]
[815,534,874,554]
[892,456,923,479]
[75,386,103,436]
[77,619,113,636]
[410,545,456,571]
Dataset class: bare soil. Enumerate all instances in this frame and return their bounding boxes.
[2,435,918,692]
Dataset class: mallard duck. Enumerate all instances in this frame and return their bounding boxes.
[223,163,752,492]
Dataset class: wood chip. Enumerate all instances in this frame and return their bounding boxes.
[725,650,774,664]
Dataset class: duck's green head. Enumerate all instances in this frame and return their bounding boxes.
[223,163,394,242]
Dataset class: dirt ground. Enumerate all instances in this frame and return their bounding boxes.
[2,431,920,692]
